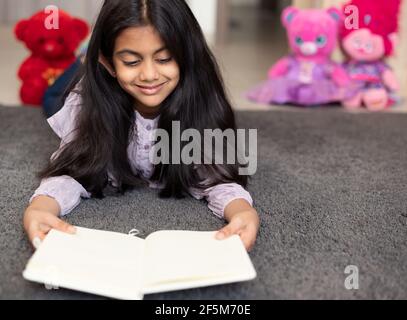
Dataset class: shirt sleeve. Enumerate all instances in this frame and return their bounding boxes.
[190,183,253,219]
[29,176,91,217]
[29,90,91,217]
[47,90,82,144]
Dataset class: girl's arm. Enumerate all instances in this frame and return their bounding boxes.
[30,90,91,216]
[24,90,89,247]
[24,167,91,248]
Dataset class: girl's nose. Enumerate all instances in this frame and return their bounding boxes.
[139,60,159,82]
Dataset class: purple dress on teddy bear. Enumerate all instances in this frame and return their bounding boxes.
[246,7,357,107]
[247,56,354,106]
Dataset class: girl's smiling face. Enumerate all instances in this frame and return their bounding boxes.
[110,25,180,117]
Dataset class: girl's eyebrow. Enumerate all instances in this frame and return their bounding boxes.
[116,47,168,57]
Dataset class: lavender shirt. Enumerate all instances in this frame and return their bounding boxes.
[29,91,253,219]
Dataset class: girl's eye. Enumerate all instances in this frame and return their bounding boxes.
[315,35,327,47]
[295,37,304,46]
[123,61,141,67]
[157,57,172,64]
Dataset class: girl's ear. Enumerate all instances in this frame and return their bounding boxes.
[98,54,116,77]
[282,6,299,28]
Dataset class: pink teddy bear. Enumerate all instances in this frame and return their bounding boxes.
[247,6,351,107]
[340,0,401,111]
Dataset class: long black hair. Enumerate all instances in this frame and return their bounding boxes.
[39,0,248,199]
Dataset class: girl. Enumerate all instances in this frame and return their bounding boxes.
[24,0,259,251]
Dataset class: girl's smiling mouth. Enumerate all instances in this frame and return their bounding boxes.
[136,82,168,95]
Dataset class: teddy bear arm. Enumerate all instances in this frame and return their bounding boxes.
[331,65,350,87]
[268,57,291,79]
[381,68,399,92]
[18,57,49,80]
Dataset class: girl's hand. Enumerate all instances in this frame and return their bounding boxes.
[23,207,76,249]
[216,208,260,252]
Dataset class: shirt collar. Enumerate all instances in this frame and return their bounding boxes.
[134,110,160,129]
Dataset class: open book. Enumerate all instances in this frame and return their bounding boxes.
[23,227,257,300]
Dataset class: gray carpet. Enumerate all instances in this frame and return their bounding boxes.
[0,105,406,300]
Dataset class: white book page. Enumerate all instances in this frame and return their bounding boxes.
[23,227,145,300]
[142,231,256,291]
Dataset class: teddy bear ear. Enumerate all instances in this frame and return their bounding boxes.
[327,7,343,23]
[282,6,299,28]
[72,18,89,40]
[14,19,30,41]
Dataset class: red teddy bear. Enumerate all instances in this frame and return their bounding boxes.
[15,10,89,106]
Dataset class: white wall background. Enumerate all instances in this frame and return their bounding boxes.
[229,0,260,5]
[0,0,218,40]
[187,0,217,40]
[0,0,104,23]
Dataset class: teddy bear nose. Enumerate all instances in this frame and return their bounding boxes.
[300,42,318,56]
[45,42,58,52]
[45,44,54,52]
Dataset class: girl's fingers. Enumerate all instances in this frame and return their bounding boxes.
[27,223,46,249]
[29,230,46,243]
[240,228,256,252]
[32,236,42,250]
[27,216,76,250]
[44,214,76,234]
[216,217,244,240]
[39,223,52,233]
[27,222,40,242]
